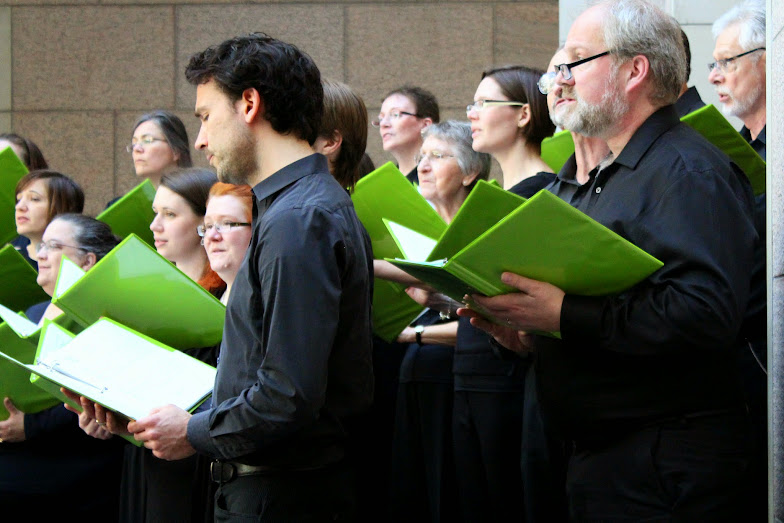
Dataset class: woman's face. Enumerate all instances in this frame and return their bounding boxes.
[131,121,179,180]
[149,185,203,265]
[36,219,92,296]
[378,94,428,155]
[15,179,50,239]
[202,195,252,283]
[417,136,474,208]
[468,76,525,154]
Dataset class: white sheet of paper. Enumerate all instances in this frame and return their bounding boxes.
[0,303,38,337]
[386,220,438,262]
[53,256,85,298]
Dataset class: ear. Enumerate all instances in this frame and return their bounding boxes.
[420,117,434,131]
[624,55,650,96]
[320,131,343,157]
[462,171,480,187]
[80,252,97,271]
[517,103,531,130]
[239,88,264,124]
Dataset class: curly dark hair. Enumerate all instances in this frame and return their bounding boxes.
[185,33,323,145]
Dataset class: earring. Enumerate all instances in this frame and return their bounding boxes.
[200,238,205,246]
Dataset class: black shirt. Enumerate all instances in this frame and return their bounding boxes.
[537,105,757,441]
[740,125,766,161]
[674,86,706,118]
[188,154,374,469]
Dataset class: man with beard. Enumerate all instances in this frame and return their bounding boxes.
[460,0,757,520]
[710,2,767,519]
[124,34,374,520]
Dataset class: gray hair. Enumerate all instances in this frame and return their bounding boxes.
[599,0,686,106]
[712,0,765,53]
[421,121,491,186]
[50,213,121,261]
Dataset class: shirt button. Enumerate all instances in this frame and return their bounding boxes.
[595,187,602,194]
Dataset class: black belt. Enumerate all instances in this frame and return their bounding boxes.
[210,460,278,483]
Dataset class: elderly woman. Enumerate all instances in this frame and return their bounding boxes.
[377,120,490,522]
[373,85,439,184]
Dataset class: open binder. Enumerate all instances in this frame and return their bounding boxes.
[541,104,766,195]
[51,234,225,349]
[351,162,446,341]
[386,189,663,326]
[0,147,30,245]
[96,179,156,246]
[0,244,48,313]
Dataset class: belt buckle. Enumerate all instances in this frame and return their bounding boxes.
[210,460,237,483]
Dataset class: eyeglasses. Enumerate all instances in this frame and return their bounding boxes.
[708,47,765,74]
[466,100,525,116]
[416,150,456,164]
[197,221,252,237]
[37,240,85,253]
[371,111,420,128]
[126,135,167,153]
[538,51,611,95]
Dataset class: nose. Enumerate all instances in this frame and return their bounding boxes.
[708,66,722,85]
[195,124,207,150]
[150,213,163,232]
[15,198,26,210]
[206,227,222,242]
[555,68,574,87]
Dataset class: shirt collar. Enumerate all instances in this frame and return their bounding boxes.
[251,153,329,201]
[555,154,580,184]
[613,105,680,170]
[740,124,766,145]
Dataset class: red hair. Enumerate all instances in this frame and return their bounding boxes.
[197,183,253,295]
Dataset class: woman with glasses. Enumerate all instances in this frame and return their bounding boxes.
[456,65,556,522]
[0,214,123,519]
[379,121,490,522]
[13,170,85,269]
[374,85,439,184]
[127,111,192,189]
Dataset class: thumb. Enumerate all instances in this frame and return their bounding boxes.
[4,398,19,414]
[501,272,534,293]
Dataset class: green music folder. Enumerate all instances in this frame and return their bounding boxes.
[0,146,29,246]
[351,162,446,341]
[540,105,765,195]
[387,189,663,316]
[0,306,82,420]
[96,179,156,246]
[51,234,225,349]
[0,244,48,312]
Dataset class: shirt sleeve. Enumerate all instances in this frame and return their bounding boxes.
[188,206,346,460]
[560,167,756,355]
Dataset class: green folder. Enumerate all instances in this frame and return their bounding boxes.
[0,147,29,246]
[387,189,663,318]
[0,307,82,420]
[0,244,48,312]
[51,234,225,349]
[540,104,766,195]
[351,162,446,341]
[96,179,156,246]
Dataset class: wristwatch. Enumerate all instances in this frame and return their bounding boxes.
[414,325,425,346]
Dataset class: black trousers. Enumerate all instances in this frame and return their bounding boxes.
[213,461,356,522]
[566,412,750,522]
[452,389,525,522]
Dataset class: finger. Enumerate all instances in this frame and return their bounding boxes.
[468,315,498,334]
[456,307,480,319]
[3,398,18,415]
[60,388,80,403]
[106,411,128,435]
[94,403,108,425]
[79,397,97,419]
[64,402,80,415]
[500,272,536,292]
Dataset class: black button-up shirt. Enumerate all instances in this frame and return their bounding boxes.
[536,106,757,441]
[188,154,374,468]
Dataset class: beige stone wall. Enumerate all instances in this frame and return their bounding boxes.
[0,1,558,214]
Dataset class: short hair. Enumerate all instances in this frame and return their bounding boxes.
[600,0,686,106]
[0,133,48,170]
[185,33,323,145]
[681,29,692,82]
[712,0,766,52]
[319,80,369,191]
[383,85,440,123]
[207,182,253,221]
[481,65,556,146]
[422,121,491,189]
[16,170,84,222]
[51,213,121,261]
[159,168,218,218]
[132,111,192,168]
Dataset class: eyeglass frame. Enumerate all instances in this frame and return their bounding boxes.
[707,47,765,74]
[126,136,167,153]
[37,240,86,254]
[371,110,422,128]
[416,150,456,164]
[538,51,611,95]
[466,100,526,116]
[197,221,252,237]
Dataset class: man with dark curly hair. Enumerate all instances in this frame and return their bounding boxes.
[126,33,374,521]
